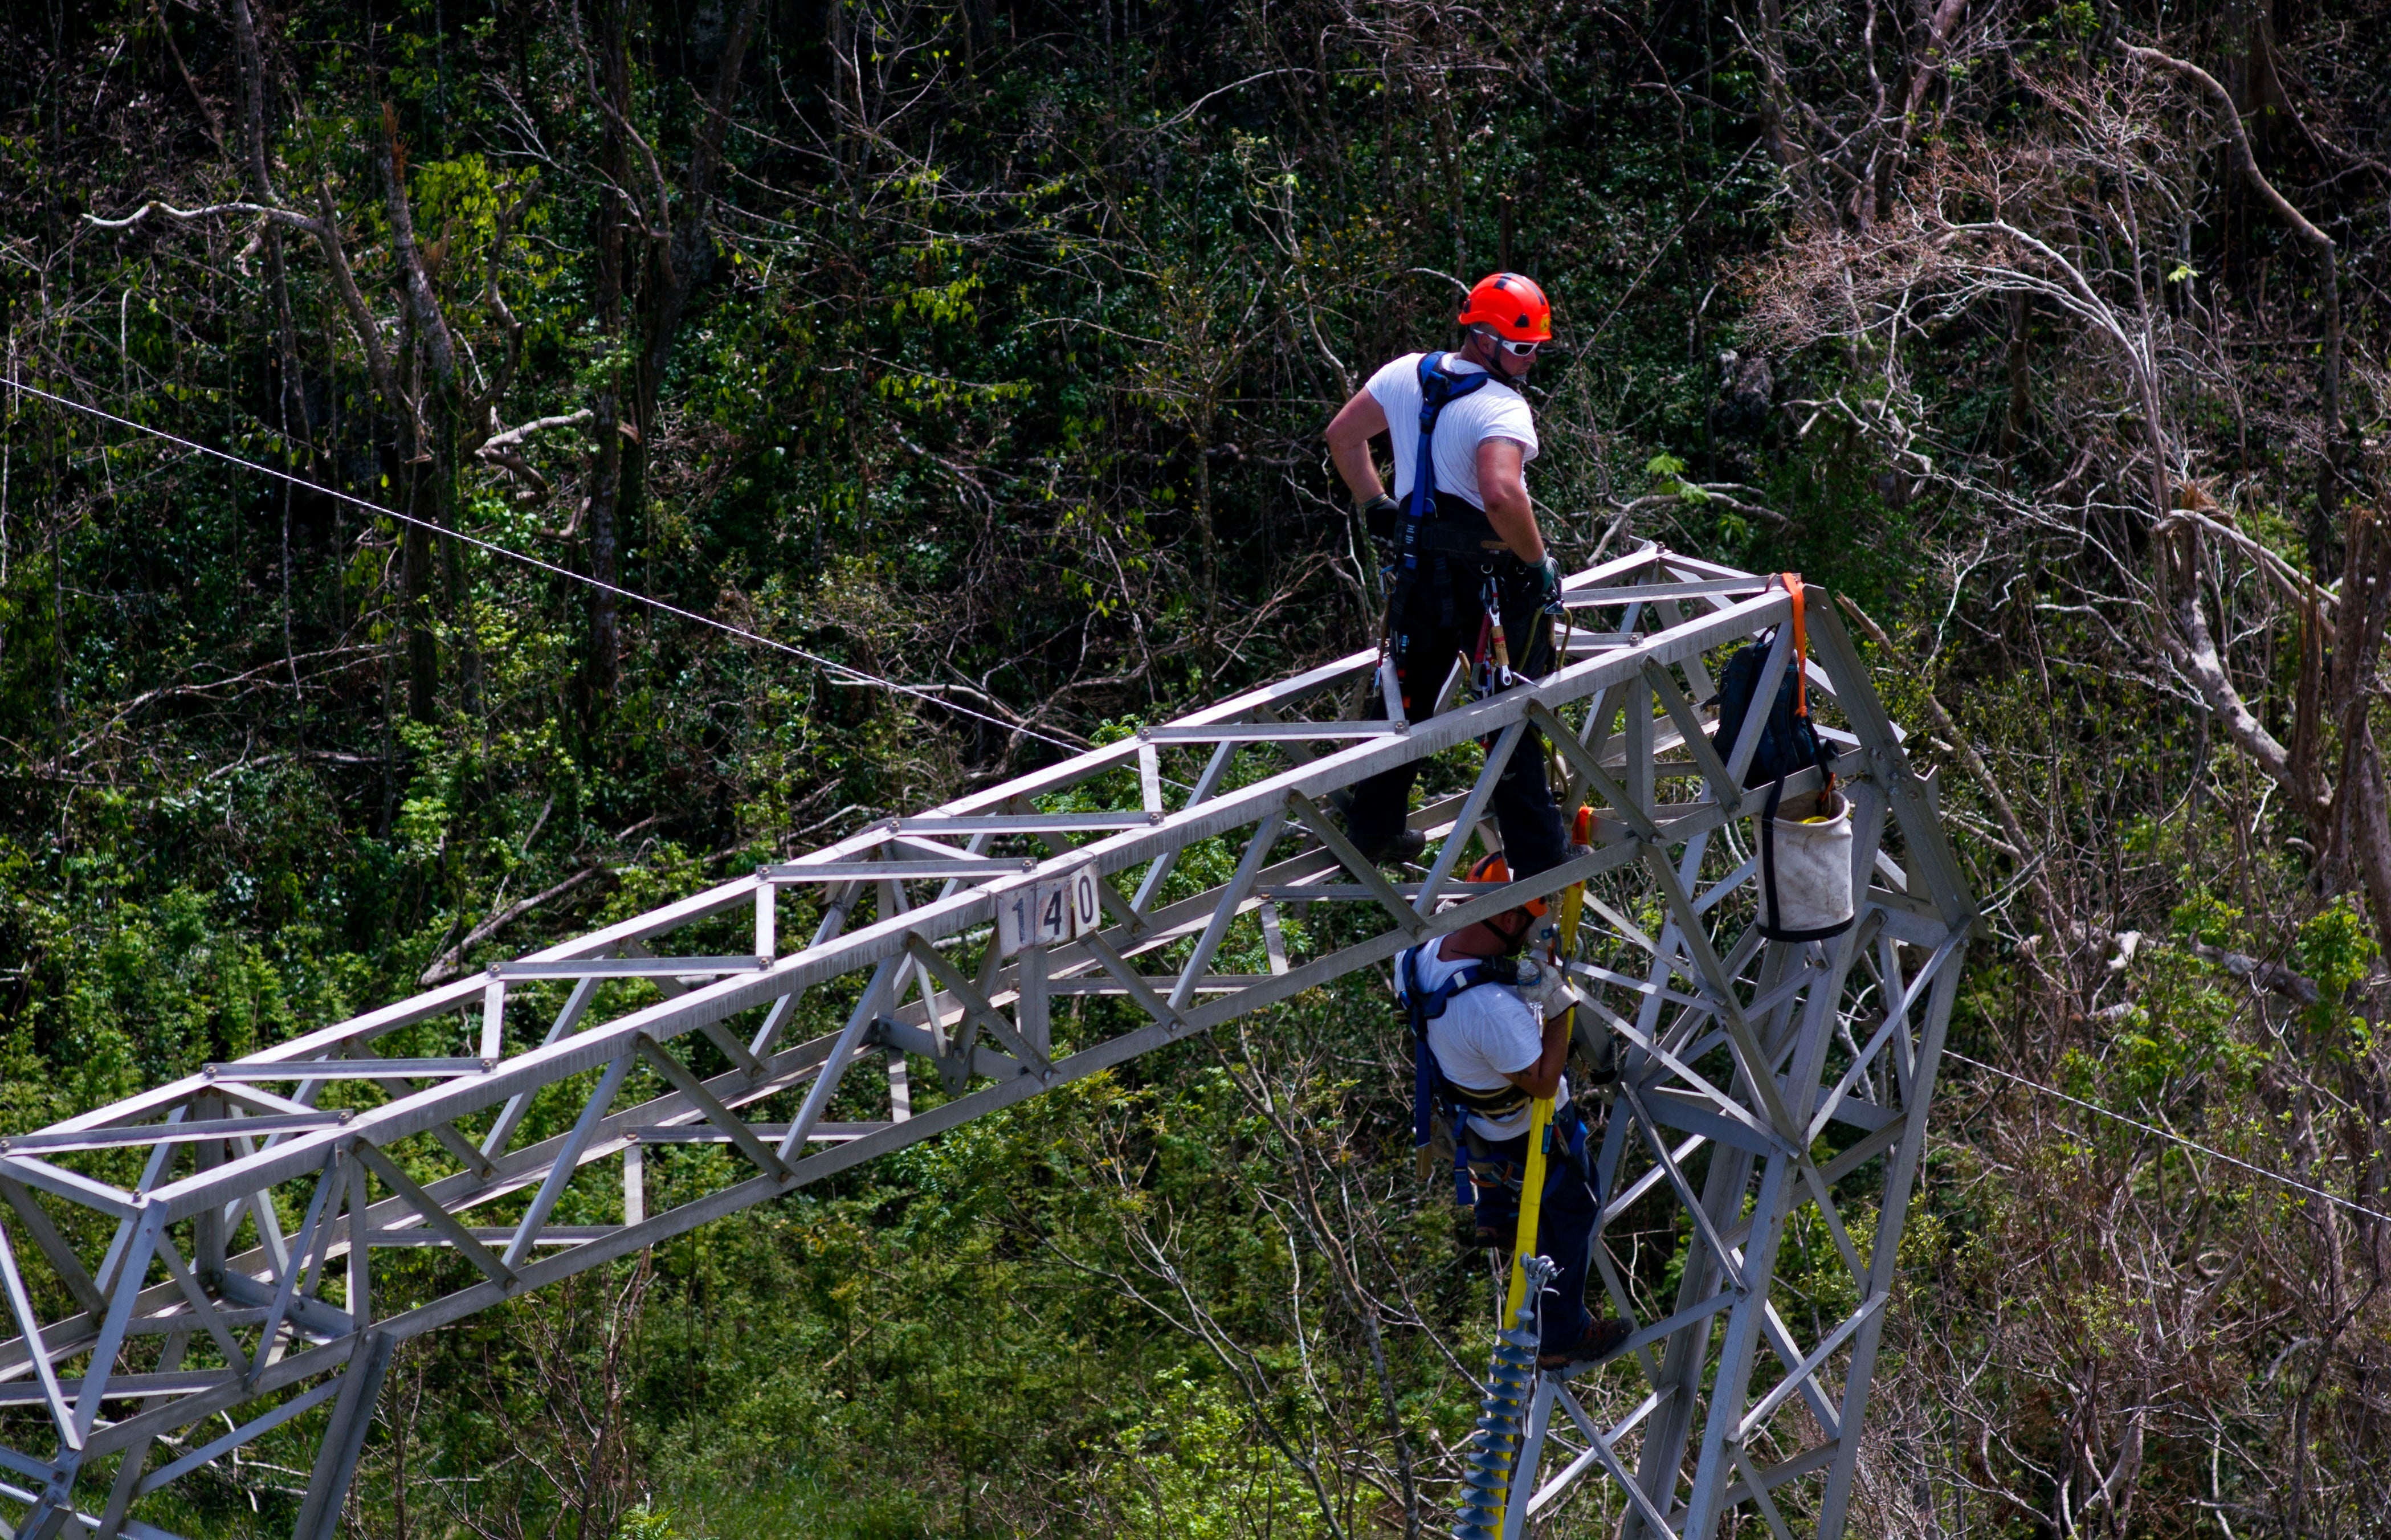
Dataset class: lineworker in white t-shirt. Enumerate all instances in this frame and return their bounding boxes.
[1323,272,1568,873]
[1396,874,1631,1369]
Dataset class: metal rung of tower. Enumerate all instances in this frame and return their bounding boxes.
[0,545,1972,1539]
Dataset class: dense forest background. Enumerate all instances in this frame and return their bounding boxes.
[1,0,2388,1534]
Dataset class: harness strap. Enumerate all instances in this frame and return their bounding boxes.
[1762,775,1785,937]
[1405,947,1434,1150]
[1407,353,1491,524]
[1449,1080,1532,1117]
[1401,946,1533,1152]
[1389,353,1494,637]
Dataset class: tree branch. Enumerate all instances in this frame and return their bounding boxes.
[2122,41,2344,554]
[478,410,593,455]
[1871,0,1970,222]
[84,199,317,232]
[308,178,418,447]
[419,867,615,986]
[2160,574,2306,806]
[467,179,539,424]
[2189,939,2319,1007]
[1839,594,2055,922]
[151,0,225,151]
[378,102,463,398]
[2119,44,2331,251]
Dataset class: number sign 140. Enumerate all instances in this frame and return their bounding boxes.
[997,861,1101,954]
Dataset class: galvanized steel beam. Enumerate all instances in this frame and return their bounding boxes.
[0,548,1969,1538]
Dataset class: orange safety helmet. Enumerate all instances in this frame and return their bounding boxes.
[1458,272,1553,342]
[1466,853,1548,950]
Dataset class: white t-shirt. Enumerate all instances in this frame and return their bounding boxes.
[1365,352,1539,513]
[1403,943,1564,1141]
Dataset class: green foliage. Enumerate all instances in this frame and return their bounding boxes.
[2296,899,2378,1047]
[618,1504,689,1540]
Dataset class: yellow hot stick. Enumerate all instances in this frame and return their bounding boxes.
[1501,1098,1554,1326]
[1503,823,1591,1325]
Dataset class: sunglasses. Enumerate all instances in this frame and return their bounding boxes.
[1478,332,1544,357]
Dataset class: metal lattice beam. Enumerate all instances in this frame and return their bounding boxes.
[0,547,1971,1539]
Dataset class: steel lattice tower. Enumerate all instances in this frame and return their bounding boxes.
[0,547,1970,1538]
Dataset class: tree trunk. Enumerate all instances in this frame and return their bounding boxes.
[1871,0,1969,226]
[1190,410,1219,653]
[587,402,622,710]
[615,0,768,617]
[372,109,459,725]
[2128,45,2347,576]
[47,407,64,729]
[585,0,634,713]
[403,448,440,723]
[565,0,768,719]
[229,0,309,733]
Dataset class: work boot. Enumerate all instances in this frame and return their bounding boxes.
[1352,827,1427,867]
[1537,1317,1634,1371]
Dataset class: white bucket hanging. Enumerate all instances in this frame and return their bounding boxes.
[1757,781,1854,941]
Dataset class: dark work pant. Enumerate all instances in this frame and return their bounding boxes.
[1468,1115,1601,1349]
[1349,552,1568,877]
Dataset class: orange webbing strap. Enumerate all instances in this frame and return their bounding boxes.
[1781,572,1808,716]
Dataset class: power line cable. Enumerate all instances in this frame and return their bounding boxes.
[1942,1048,2391,1227]
[9,378,1094,758]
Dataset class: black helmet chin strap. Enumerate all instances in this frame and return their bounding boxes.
[1488,907,1536,954]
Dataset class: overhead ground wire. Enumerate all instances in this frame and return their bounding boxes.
[7,378,1095,759]
[1942,1048,2391,1227]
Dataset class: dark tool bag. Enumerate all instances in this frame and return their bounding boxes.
[1713,628,1835,789]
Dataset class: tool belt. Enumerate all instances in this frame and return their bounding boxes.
[1447,1076,1531,1125]
[1413,492,1508,555]
[1395,493,1521,628]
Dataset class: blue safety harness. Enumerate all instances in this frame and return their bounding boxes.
[1390,352,1494,629]
[1401,945,1569,1203]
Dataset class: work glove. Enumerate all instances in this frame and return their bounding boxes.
[1528,553,1565,612]
[1516,958,1576,1021]
[1361,493,1400,545]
